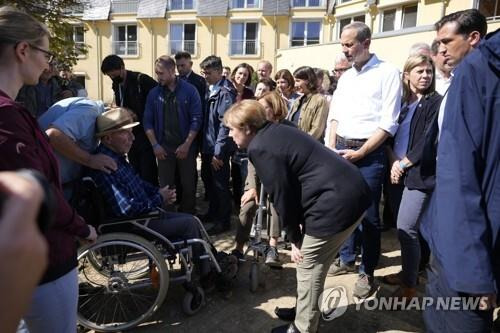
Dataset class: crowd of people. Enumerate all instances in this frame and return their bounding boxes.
[0,4,498,333]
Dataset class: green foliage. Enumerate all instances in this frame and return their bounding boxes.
[0,0,89,70]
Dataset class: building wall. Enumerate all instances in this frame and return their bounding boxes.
[72,0,498,102]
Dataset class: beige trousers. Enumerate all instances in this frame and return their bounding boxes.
[294,220,361,333]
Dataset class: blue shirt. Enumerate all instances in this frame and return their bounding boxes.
[420,29,500,295]
[90,145,163,218]
[38,97,104,185]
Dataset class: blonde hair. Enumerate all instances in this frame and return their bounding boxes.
[402,55,435,103]
[0,6,50,57]
[256,91,288,122]
[224,100,267,133]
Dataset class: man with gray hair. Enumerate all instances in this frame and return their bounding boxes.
[332,53,351,82]
[324,53,352,144]
[408,42,432,57]
[326,22,401,298]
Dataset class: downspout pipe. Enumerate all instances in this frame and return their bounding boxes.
[93,20,103,101]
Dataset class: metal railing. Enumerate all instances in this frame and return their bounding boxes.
[112,41,138,56]
[111,0,138,13]
[229,40,258,56]
[170,40,196,55]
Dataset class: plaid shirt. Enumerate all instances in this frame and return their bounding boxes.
[90,144,163,217]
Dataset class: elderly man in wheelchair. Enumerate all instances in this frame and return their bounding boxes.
[46,106,237,332]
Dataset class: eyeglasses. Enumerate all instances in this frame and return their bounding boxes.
[28,44,54,64]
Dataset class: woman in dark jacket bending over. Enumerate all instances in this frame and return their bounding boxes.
[224,99,371,333]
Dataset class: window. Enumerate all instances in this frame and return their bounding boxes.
[382,8,396,32]
[170,23,196,55]
[230,22,258,56]
[170,0,195,10]
[292,0,322,7]
[477,0,500,19]
[72,25,85,55]
[291,21,321,47]
[402,5,418,28]
[231,0,259,9]
[113,24,138,56]
[381,4,418,32]
[337,14,365,39]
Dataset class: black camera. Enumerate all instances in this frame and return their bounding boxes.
[0,169,56,233]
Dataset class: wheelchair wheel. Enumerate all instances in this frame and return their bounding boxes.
[249,262,259,293]
[182,286,205,316]
[85,246,152,280]
[77,233,169,332]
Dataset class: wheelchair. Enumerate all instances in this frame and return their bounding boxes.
[73,178,226,332]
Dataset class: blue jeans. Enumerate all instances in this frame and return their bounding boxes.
[397,187,428,287]
[337,144,386,276]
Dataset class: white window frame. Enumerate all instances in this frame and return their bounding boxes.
[379,3,418,33]
[169,22,197,55]
[230,0,261,9]
[291,0,323,8]
[112,23,139,57]
[335,13,366,40]
[229,21,260,56]
[290,20,322,47]
[169,0,196,10]
[71,25,86,57]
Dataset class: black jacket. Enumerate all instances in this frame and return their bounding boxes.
[248,122,371,244]
[404,93,442,191]
[184,71,207,110]
[112,70,157,148]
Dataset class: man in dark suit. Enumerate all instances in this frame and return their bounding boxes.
[175,52,207,103]
[101,54,159,186]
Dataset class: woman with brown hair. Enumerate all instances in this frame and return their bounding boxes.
[229,63,255,206]
[274,69,299,110]
[287,66,328,141]
[0,6,96,332]
[224,99,370,333]
[230,62,255,102]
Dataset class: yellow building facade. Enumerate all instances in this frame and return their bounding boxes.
[71,0,500,102]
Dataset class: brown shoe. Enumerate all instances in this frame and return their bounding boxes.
[382,272,403,286]
[393,286,417,299]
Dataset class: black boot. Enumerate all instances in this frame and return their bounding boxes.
[274,306,296,322]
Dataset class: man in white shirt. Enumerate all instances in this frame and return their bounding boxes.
[326,22,401,299]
